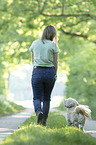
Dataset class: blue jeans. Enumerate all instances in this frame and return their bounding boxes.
[31,67,56,121]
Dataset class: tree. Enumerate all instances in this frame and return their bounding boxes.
[1,0,96,44]
[0,0,96,108]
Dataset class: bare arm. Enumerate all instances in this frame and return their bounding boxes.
[31,52,34,64]
[53,53,58,76]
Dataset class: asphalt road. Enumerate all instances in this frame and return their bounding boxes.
[0,108,33,144]
[0,107,96,144]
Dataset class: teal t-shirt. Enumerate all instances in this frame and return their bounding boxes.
[29,39,59,67]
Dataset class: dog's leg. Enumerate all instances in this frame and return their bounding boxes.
[74,121,79,128]
[79,124,84,131]
[78,114,85,131]
[67,119,72,126]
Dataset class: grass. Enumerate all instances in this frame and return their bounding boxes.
[1,112,96,145]
[0,95,24,115]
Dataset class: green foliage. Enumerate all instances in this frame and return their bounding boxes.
[0,95,24,115]
[64,42,96,119]
[1,112,96,145]
[58,33,96,119]
[0,0,96,69]
[0,0,96,121]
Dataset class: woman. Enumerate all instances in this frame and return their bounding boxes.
[29,25,59,126]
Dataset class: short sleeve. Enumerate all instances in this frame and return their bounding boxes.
[29,42,34,52]
[53,42,59,53]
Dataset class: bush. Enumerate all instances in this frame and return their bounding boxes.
[65,45,96,119]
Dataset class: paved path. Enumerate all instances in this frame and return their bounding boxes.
[0,108,33,144]
[0,95,63,144]
[0,77,65,144]
[84,119,96,138]
[0,107,96,144]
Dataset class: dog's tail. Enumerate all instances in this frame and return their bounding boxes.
[74,105,91,119]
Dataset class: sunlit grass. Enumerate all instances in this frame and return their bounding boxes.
[1,112,96,145]
[0,96,24,115]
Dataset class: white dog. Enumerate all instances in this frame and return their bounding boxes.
[64,98,91,131]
